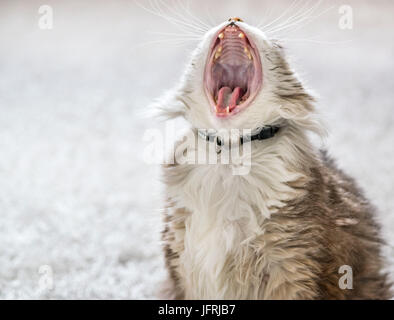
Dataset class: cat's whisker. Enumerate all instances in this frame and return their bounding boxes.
[265,0,324,36]
[257,0,301,30]
[135,0,208,36]
[279,37,352,45]
[176,0,213,31]
[148,31,203,39]
[279,4,335,36]
[264,0,316,33]
[256,5,275,30]
[132,37,201,51]
[150,0,209,34]
[168,0,211,31]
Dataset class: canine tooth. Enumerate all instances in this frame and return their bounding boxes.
[215,47,222,59]
[218,33,224,39]
[244,47,252,60]
[238,32,245,38]
[226,106,230,113]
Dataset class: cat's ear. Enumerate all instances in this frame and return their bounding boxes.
[146,88,187,121]
[270,39,284,50]
[268,46,318,120]
[277,95,327,138]
[278,93,315,120]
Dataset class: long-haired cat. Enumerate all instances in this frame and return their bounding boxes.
[154,18,391,299]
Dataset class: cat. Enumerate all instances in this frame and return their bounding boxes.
[155,18,391,299]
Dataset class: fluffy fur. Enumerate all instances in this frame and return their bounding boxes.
[156,21,391,299]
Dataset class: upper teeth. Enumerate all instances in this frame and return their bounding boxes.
[215,46,222,60]
[244,47,252,60]
[215,51,221,60]
[218,33,224,39]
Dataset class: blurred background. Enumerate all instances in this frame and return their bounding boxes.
[0,0,393,299]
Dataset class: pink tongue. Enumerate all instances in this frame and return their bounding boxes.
[216,87,243,113]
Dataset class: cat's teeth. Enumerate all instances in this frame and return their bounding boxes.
[215,47,222,60]
[226,106,230,113]
[238,32,245,38]
[218,33,224,39]
[215,51,221,60]
[244,47,252,60]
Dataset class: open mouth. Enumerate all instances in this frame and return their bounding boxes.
[204,24,262,117]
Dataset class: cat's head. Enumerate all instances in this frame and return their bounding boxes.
[155,18,321,133]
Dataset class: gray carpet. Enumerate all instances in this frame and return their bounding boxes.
[0,0,392,298]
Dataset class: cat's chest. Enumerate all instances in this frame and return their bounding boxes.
[174,166,267,299]
[179,209,262,299]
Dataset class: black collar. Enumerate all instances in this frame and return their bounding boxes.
[198,126,280,147]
